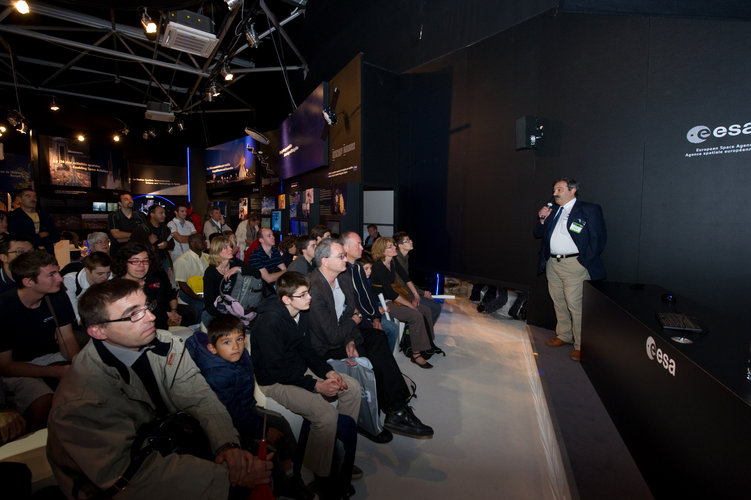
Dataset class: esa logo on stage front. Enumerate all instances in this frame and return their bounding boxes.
[646,336,676,376]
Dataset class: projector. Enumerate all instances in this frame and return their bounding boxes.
[145,102,175,122]
[161,10,218,58]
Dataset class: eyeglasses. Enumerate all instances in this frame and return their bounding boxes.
[7,249,31,255]
[400,239,411,244]
[290,291,311,299]
[327,253,347,260]
[127,259,151,266]
[98,302,155,324]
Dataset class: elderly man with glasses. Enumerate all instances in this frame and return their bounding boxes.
[46,278,273,499]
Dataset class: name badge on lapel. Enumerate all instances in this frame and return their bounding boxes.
[569,220,585,234]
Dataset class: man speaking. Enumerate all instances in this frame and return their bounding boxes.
[534,178,606,362]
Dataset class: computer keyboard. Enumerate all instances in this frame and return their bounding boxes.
[657,312,703,333]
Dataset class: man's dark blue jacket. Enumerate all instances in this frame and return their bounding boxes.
[533,199,607,280]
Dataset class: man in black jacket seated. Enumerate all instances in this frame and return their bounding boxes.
[307,238,434,440]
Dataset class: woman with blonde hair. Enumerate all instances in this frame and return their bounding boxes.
[369,237,438,368]
[202,235,261,325]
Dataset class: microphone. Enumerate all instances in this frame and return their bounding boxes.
[539,202,553,220]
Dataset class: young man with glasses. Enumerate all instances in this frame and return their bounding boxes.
[251,271,360,499]
[0,235,34,294]
[46,278,273,499]
[0,251,79,431]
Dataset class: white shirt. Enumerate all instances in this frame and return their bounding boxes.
[167,218,196,260]
[549,198,580,256]
[173,250,210,305]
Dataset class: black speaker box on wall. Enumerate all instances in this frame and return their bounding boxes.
[516,115,538,150]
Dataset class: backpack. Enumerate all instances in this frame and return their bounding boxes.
[212,274,263,326]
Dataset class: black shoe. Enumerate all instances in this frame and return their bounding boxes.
[358,426,393,443]
[424,346,446,357]
[384,406,434,439]
[410,355,433,369]
[469,291,482,303]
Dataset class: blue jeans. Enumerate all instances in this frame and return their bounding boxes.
[380,317,400,353]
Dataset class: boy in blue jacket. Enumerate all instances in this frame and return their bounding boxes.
[187,315,309,499]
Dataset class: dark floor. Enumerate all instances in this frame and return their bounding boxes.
[528,325,654,500]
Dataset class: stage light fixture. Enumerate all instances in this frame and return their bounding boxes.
[177,120,185,132]
[49,97,60,111]
[14,1,30,15]
[121,126,129,136]
[205,89,214,102]
[210,82,220,97]
[77,134,85,142]
[113,134,120,142]
[0,126,6,133]
[167,123,175,134]
[141,9,157,35]
[17,122,27,134]
[142,130,149,140]
[225,0,242,10]
[148,128,157,138]
[221,62,234,81]
[245,23,258,47]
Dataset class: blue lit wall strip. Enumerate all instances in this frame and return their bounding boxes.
[186,146,191,203]
[435,273,441,295]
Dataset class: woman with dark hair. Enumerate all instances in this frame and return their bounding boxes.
[370,237,438,369]
[113,242,196,329]
[202,235,261,326]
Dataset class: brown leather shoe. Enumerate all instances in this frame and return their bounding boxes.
[570,350,581,361]
[546,337,571,347]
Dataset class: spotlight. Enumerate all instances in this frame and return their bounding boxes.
[121,126,129,136]
[148,128,157,138]
[245,23,258,47]
[225,0,242,10]
[177,120,185,132]
[167,124,175,134]
[205,89,214,102]
[50,97,60,111]
[17,122,27,134]
[221,62,234,81]
[210,82,220,97]
[141,9,157,35]
[0,126,6,133]
[142,130,149,140]
[14,1,30,15]
[113,134,121,142]
[77,134,85,142]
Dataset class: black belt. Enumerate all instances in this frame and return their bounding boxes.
[552,253,579,262]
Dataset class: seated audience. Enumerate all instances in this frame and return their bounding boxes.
[370,237,439,368]
[248,228,287,293]
[168,203,198,263]
[235,213,260,257]
[63,251,112,323]
[280,236,297,268]
[286,235,316,276]
[251,272,359,499]
[0,235,33,294]
[393,231,442,324]
[0,251,80,431]
[308,238,434,439]
[84,231,111,256]
[112,242,195,329]
[341,232,400,353]
[47,279,273,499]
[310,225,331,244]
[363,224,380,252]
[174,234,209,322]
[203,235,261,326]
[0,210,8,245]
[8,188,60,253]
[203,207,232,243]
[187,315,308,499]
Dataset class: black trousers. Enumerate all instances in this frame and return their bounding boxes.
[325,327,409,413]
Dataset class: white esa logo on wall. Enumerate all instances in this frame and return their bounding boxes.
[686,123,751,143]
[645,336,676,376]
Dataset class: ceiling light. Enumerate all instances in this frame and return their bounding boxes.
[142,130,149,140]
[121,126,129,136]
[50,97,60,111]
[167,124,175,134]
[225,0,243,10]
[113,135,121,142]
[14,1,30,15]
[147,128,157,138]
[221,62,234,81]
[205,89,214,102]
[0,126,6,133]
[141,9,158,35]
[210,82,220,97]
[77,134,85,142]
[17,122,27,134]
[177,120,185,132]
[245,23,258,47]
